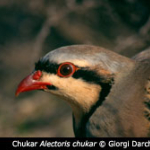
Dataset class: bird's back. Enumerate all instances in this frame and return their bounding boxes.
[86,59,150,137]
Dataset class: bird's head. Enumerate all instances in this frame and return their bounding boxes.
[16,45,133,129]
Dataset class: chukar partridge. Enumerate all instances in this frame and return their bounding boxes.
[16,45,150,137]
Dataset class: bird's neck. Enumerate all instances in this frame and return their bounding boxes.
[72,82,112,137]
[71,97,98,131]
[62,83,101,136]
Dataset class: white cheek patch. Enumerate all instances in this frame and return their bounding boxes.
[41,72,102,127]
[41,73,101,111]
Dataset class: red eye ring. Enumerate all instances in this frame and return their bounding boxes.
[57,62,78,77]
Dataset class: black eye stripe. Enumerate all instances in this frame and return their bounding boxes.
[35,60,59,74]
[73,69,102,85]
[35,60,112,86]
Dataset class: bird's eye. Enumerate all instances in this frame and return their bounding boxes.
[57,62,77,77]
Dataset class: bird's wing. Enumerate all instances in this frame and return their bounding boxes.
[132,48,150,62]
[86,55,150,137]
[133,49,150,108]
[134,49,150,130]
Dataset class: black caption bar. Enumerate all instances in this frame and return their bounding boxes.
[1,138,150,149]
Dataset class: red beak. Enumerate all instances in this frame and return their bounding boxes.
[15,70,52,96]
